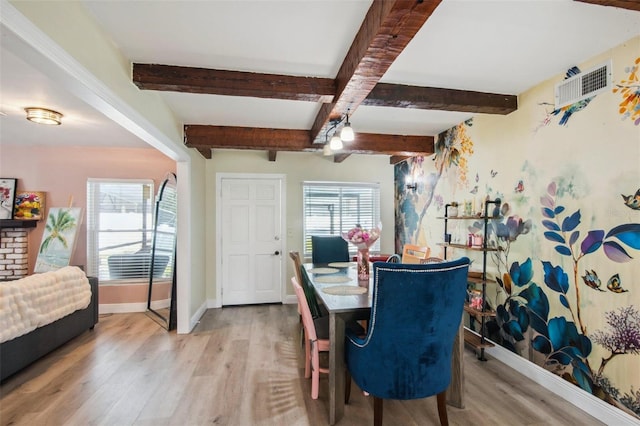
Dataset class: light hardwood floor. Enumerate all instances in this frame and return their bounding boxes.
[1,304,604,426]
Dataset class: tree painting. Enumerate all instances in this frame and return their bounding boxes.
[34,207,83,273]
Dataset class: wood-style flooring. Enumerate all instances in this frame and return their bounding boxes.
[0,304,604,425]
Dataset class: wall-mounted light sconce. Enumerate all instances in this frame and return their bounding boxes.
[405,175,417,191]
[25,107,63,125]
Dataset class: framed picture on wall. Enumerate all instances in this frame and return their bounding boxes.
[0,178,18,220]
[14,191,46,220]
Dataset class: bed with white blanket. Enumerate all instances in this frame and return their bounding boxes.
[0,266,98,381]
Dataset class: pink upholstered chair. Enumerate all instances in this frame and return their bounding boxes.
[291,276,329,399]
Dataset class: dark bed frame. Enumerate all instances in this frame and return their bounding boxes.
[0,276,99,382]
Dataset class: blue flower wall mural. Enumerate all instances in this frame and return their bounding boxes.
[479,181,640,415]
[394,38,639,420]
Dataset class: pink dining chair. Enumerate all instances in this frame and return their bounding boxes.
[291,276,329,399]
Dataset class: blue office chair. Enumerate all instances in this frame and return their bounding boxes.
[311,235,350,264]
[345,257,470,426]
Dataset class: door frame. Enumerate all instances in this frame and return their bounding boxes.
[215,172,287,307]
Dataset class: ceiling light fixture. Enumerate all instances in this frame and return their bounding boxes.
[339,111,354,142]
[329,133,343,150]
[25,107,63,125]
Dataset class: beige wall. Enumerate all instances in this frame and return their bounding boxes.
[205,150,396,302]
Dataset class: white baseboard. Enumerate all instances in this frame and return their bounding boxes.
[206,296,297,308]
[187,300,207,333]
[486,344,640,425]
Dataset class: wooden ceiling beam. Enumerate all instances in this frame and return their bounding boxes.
[363,83,517,114]
[344,133,434,156]
[134,62,516,115]
[184,125,315,152]
[390,155,412,164]
[133,64,335,102]
[309,0,442,142]
[333,154,351,163]
[574,0,640,11]
[184,125,434,157]
[196,147,212,159]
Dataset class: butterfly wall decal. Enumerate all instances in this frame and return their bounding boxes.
[582,270,605,292]
[607,274,628,293]
[621,188,640,210]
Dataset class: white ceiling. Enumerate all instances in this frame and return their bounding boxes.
[1,0,639,150]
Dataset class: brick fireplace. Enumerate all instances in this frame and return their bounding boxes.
[0,220,37,279]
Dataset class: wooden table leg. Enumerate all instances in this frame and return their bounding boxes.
[447,319,465,408]
[329,313,346,425]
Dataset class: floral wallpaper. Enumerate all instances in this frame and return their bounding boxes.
[394,37,640,418]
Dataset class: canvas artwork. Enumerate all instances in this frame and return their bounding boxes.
[0,178,17,220]
[34,207,83,273]
[14,191,46,220]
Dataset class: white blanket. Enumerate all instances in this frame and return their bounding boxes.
[0,266,91,343]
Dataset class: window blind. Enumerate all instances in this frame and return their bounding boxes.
[302,181,380,257]
[86,179,156,282]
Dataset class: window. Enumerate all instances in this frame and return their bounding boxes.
[87,179,165,282]
[302,181,380,257]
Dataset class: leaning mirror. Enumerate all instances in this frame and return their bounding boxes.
[146,172,177,330]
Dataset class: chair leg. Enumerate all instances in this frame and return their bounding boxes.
[345,370,351,404]
[311,341,320,400]
[373,397,383,426]
[304,338,311,379]
[436,391,449,426]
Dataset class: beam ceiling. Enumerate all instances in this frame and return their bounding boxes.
[132,0,639,161]
[574,0,640,11]
[134,0,523,161]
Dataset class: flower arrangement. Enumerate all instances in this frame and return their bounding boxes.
[341,225,381,250]
[342,224,381,285]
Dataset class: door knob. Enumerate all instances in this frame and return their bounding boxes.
[274,250,280,255]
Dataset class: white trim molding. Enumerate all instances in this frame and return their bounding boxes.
[486,344,640,425]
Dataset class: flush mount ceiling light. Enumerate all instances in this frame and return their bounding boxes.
[24,107,63,125]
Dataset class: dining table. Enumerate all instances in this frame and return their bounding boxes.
[303,262,465,425]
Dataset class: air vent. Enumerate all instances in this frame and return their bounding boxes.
[554,60,612,109]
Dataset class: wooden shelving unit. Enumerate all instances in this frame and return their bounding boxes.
[441,198,501,361]
[463,328,495,349]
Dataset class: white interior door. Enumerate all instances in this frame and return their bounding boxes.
[220,176,283,305]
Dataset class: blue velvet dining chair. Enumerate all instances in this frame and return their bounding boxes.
[344,257,470,426]
[311,235,350,264]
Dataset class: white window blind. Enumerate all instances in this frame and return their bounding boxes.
[86,179,159,282]
[302,181,380,257]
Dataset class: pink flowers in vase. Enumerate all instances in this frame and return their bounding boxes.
[342,224,381,250]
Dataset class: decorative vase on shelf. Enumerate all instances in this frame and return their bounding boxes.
[357,247,370,286]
